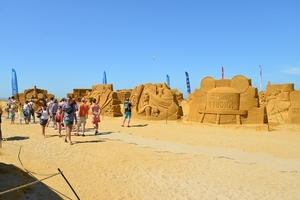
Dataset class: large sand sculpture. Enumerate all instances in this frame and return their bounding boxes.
[187,75,267,124]
[83,84,122,117]
[129,83,183,120]
[13,86,54,108]
[259,82,300,124]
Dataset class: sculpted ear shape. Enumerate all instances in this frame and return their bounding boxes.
[200,76,216,93]
[230,75,250,93]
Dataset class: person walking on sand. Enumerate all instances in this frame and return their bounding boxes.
[9,105,15,124]
[62,97,76,145]
[90,98,101,135]
[28,99,35,123]
[122,98,133,127]
[23,100,30,124]
[50,99,58,130]
[76,98,89,136]
[17,102,24,125]
[55,106,63,137]
[36,103,49,138]
[0,106,3,140]
[46,97,54,127]
[6,96,16,119]
[6,97,12,119]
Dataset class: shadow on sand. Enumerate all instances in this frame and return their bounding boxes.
[127,124,148,128]
[74,140,105,145]
[0,162,69,200]
[5,136,30,141]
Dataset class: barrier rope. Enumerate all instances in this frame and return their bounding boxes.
[0,172,60,195]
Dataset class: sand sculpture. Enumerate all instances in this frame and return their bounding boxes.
[82,84,122,117]
[13,86,54,108]
[187,75,267,124]
[259,82,300,124]
[67,88,92,103]
[116,89,132,104]
[129,83,183,120]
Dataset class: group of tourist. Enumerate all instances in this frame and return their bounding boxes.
[34,97,99,145]
[4,96,36,125]
[0,96,134,144]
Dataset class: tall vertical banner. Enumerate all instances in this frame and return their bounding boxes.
[166,74,170,87]
[185,71,191,94]
[11,68,18,95]
[103,71,107,84]
[259,65,262,92]
[222,66,224,79]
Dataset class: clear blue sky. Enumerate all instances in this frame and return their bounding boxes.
[1,0,300,99]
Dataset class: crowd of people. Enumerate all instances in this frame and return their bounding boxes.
[0,96,134,144]
[1,97,98,145]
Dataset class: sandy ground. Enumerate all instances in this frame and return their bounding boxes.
[1,102,300,199]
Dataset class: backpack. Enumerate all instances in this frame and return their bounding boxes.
[124,102,130,112]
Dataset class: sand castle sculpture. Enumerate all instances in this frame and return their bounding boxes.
[187,75,267,124]
[81,84,122,117]
[129,83,183,120]
[259,82,300,124]
[67,88,92,103]
[13,86,54,108]
[116,89,132,103]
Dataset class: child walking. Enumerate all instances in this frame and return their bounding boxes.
[18,103,24,124]
[9,106,15,124]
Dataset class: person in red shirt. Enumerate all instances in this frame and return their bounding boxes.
[76,98,89,136]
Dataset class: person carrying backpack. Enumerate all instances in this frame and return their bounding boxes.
[122,98,133,127]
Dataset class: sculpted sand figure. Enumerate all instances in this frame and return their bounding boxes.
[14,86,54,109]
[187,75,266,124]
[157,84,164,97]
[83,84,122,117]
[138,92,152,116]
[259,82,300,124]
[131,83,182,120]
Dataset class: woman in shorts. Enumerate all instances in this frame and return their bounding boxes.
[90,98,101,135]
[36,103,49,138]
[62,98,76,145]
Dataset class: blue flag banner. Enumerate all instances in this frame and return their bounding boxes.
[103,71,107,84]
[12,68,18,95]
[222,66,224,79]
[185,71,191,94]
[166,74,170,87]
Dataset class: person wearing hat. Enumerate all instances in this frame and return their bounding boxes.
[122,98,133,127]
[76,98,89,136]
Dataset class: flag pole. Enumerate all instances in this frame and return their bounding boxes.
[222,66,224,79]
[259,65,262,92]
